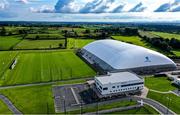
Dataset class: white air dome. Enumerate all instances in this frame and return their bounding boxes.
[82,39,176,70]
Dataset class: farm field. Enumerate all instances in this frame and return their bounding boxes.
[150,32,180,40]
[112,36,147,47]
[112,35,174,56]
[25,34,64,40]
[0,51,18,78]
[0,100,12,114]
[1,51,95,86]
[147,91,180,114]
[0,36,22,50]
[0,85,54,114]
[67,38,95,49]
[14,39,65,50]
[173,49,180,56]
[145,75,177,92]
[107,105,159,114]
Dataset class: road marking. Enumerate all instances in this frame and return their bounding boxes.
[70,87,80,105]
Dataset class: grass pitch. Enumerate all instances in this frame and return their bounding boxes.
[14,39,65,50]
[1,51,95,86]
[0,51,18,78]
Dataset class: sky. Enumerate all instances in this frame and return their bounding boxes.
[0,0,180,22]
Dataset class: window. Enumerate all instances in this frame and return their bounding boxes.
[103,87,108,90]
[99,86,102,89]
[117,86,119,88]
[121,82,144,87]
[112,86,115,88]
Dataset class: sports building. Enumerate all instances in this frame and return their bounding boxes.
[94,72,144,96]
[79,39,176,74]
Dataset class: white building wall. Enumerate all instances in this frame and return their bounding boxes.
[95,78,144,95]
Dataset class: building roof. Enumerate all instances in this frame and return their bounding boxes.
[95,72,142,85]
[83,39,176,70]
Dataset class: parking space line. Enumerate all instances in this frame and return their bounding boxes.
[70,87,80,105]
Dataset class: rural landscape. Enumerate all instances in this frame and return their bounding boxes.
[0,22,179,114]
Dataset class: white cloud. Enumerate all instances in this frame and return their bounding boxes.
[30,5,54,13]
[0,0,9,9]
[15,0,29,4]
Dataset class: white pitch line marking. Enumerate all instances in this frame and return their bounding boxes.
[70,87,80,105]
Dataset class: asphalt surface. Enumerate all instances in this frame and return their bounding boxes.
[53,83,177,114]
[0,94,22,114]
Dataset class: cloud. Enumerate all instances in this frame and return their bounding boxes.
[54,0,79,13]
[129,2,147,12]
[27,0,180,14]
[30,5,54,13]
[0,0,9,10]
[79,0,103,13]
[15,0,29,4]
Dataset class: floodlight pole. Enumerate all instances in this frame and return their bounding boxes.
[96,100,99,115]
[166,94,171,114]
[63,96,66,114]
[80,101,83,114]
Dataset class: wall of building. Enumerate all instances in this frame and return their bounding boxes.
[95,78,144,95]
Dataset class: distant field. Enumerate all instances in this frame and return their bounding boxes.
[173,49,180,56]
[14,40,65,50]
[150,32,180,40]
[0,51,18,78]
[145,75,177,92]
[112,35,148,47]
[0,36,22,50]
[112,35,174,56]
[0,85,54,114]
[25,34,64,40]
[67,38,94,49]
[0,100,12,114]
[1,51,95,86]
[148,91,180,114]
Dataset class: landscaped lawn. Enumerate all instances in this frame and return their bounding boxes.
[150,32,180,40]
[0,100,12,114]
[1,51,95,86]
[67,100,137,114]
[14,39,65,50]
[67,38,95,49]
[0,51,18,78]
[148,91,180,114]
[0,36,22,50]
[107,105,159,114]
[0,85,54,114]
[0,79,88,114]
[145,75,177,92]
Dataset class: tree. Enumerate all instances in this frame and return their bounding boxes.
[35,35,39,40]
[59,43,63,48]
[0,26,6,36]
[84,29,90,34]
